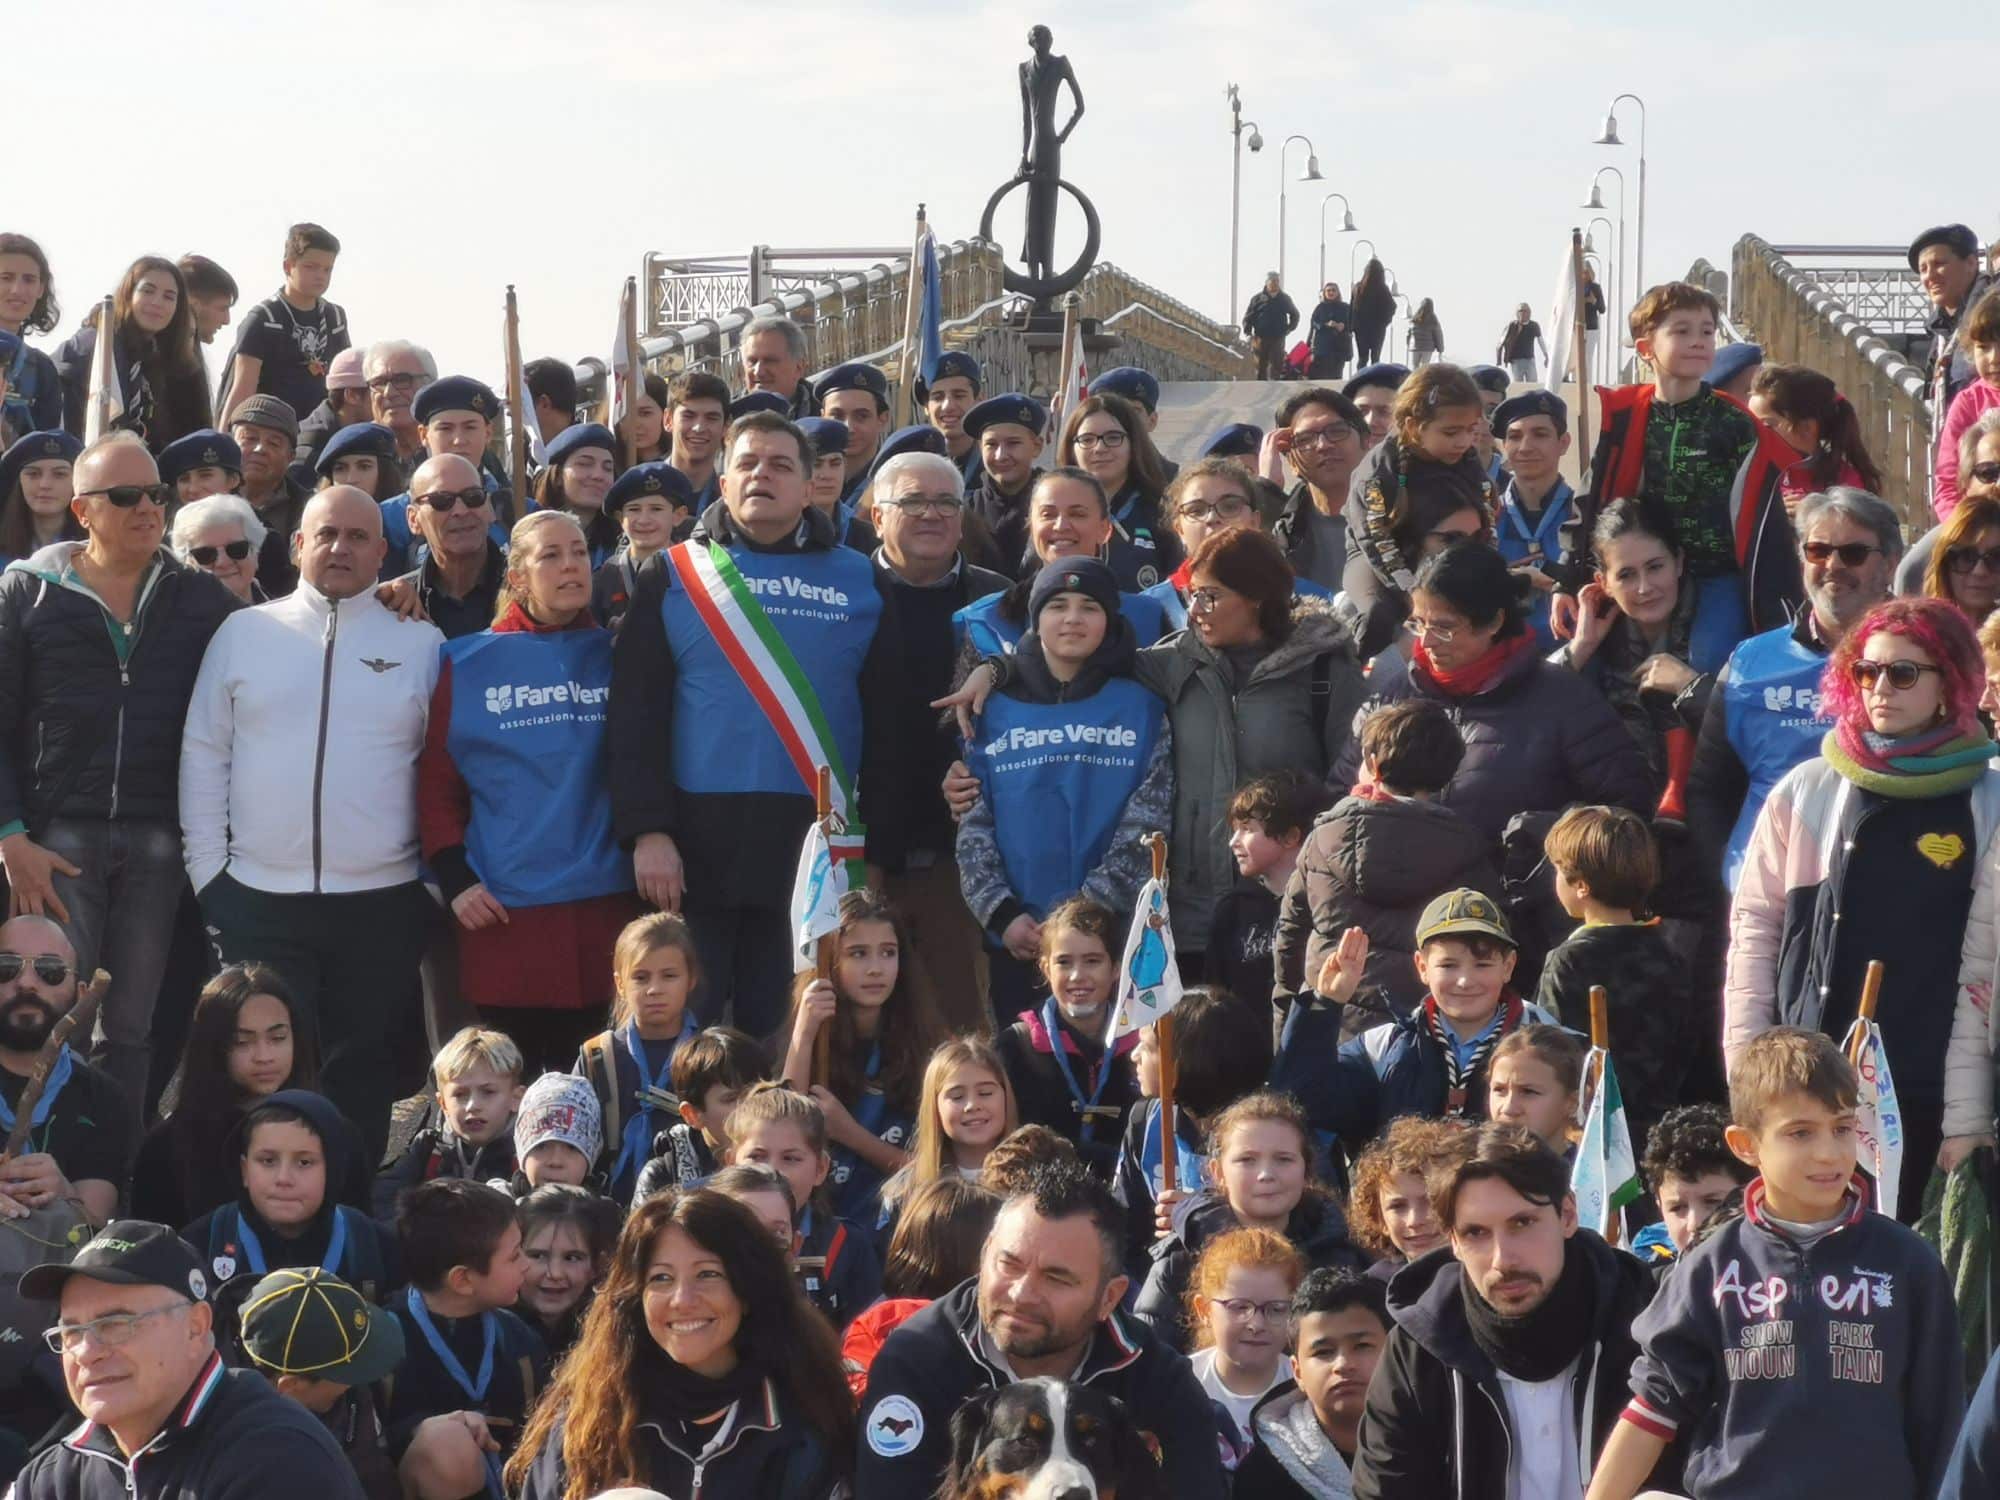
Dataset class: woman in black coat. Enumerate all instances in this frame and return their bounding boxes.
[1350,260,1397,367]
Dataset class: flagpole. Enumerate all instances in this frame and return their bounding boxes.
[899,204,928,425]
[813,764,836,1090]
[1845,960,1885,1068]
[505,286,529,501]
[85,294,118,444]
[1570,228,1593,485]
[1052,291,1082,438]
[1585,985,1620,1246]
[1145,832,1179,1196]
[618,277,643,472]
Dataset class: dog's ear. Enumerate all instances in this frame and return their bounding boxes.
[945,1387,1003,1492]
[1103,1393,1170,1500]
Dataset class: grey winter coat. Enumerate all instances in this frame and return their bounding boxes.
[1128,601,1367,950]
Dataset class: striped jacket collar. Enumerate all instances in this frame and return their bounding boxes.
[67,1350,228,1462]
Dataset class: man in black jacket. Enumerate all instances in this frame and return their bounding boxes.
[1354,1125,1668,1500]
[15,1219,364,1500]
[857,1163,1225,1500]
[1244,272,1301,380]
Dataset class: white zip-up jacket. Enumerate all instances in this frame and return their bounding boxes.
[180,580,443,894]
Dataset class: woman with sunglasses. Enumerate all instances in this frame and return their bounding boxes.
[169,493,266,604]
[1923,493,2000,625]
[1726,595,2000,1219]
[1059,393,1182,579]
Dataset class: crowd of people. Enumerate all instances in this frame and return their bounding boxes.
[0,213,1999,1500]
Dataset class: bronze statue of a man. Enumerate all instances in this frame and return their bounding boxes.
[1018,25,1084,283]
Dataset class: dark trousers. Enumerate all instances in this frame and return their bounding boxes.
[1308,353,1348,380]
[684,899,793,1040]
[200,873,431,1164]
[477,1005,601,1079]
[1356,334,1384,365]
[1254,338,1285,380]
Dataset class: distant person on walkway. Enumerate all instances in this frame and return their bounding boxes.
[1351,261,1396,368]
[1576,263,1607,381]
[1309,283,1353,380]
[1409,300,1443,367]
[1497,303,1546,383]
[1244,273,1300,381]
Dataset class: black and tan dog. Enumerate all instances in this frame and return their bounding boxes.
[944,1377,1167,1500]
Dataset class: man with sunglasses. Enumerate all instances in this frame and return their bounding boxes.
[1689,486,1902,892]
[180,486,442,1162]
[13,1221,363,1500]
[379,377,520,580]
[396,454,506,641]
[0,433,239,1131]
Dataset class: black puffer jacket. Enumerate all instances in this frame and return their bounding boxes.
[0,544,240,833]
[1274,794,1501,1033]
[1333,640,1652,848]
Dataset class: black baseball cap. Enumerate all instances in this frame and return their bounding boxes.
[239,1268,405,1385]
[20,1221,211,1305]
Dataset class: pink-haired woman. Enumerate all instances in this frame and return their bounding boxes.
[1725,596,2000,1218]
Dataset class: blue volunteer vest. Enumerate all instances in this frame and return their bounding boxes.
[953,589,1168,657]
[1721,624,1831,889]
[442,627,633,908]
[970,676,1163,917]
[661,542,880,796]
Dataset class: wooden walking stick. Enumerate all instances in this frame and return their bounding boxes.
[1147,833,1179,1195]
[1845,960,1886,1069]
[812,765,837,1091]
[3,970,109,1160]
[504,286,529,504]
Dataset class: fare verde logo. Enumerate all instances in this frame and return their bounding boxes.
[984,722,1140,756]
[485,681,609,715]
[739,575,850,607]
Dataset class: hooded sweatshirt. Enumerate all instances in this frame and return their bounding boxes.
[1237,1384,1357,1499]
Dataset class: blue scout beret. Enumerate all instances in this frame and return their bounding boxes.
[544,422,617,469]
[1706,342,1764,389]
[728,390,794,421]
[158,429,243,486]
[1199,422,1264,459]
[314,422,398,477]
[817,363,889,404]
[412,376,501,426]
[963,394,1047,443]
[1468,364,1512,396]
[796,417,849,458]
[1090,366,1160,412]
[0,431,84,500]
[1490,391,1569,438]
[605,461,695,513]
[1342,363,1411,397]
[915,351,983,406]
[865,424,950,486]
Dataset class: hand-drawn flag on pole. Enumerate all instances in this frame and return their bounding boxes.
[85,296,123,444]
[1107,879,1184,1043]
[1571,1048,1642,1238]
[1545,242,1576,397]
[789,815,867,974]
[1842,1016,1905,1220]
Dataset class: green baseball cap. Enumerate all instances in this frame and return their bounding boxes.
[238,1268,404,1385]
[1414,888,1515,948]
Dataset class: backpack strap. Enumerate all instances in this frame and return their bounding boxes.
[1310,651,1334,768]
[581,1034,622,1161]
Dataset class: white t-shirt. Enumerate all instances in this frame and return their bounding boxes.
[1190,1347,1287,1450]
[1496,1356,1582,1500]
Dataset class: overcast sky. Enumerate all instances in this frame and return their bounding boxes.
[16,0,1996,392]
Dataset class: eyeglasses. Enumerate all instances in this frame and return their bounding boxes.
[1214,1298,1293,1325]
[880,496,964,518]
[1802,540,1882,567]
[76,483,168,509]
[1850,658,1942,692]
[0,952,71,985]
[366,372,420,393]
[1189,587,1229,614]
[1408,616,1459,643]
[44,1304,186,1355]
[1291,426,1356,452]
[416,487,488,512]
[1971,461,2000,486]
[1948,545,2000,575]
[1178,499,1252,523]
[189,540,253,566]
[1072,431,1128,452]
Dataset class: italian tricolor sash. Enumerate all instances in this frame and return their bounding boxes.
[667,539,866,866]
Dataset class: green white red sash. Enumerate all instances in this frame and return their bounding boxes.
[667,538,866,865]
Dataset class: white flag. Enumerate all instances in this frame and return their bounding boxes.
[789,823,847,974]
[84,296,123,444]
[515,376,548,466]
[611,278,642,431]
[1571,1049,1642,1238]
[1842,1017,1905,1220]
[1545,244,1577,396]
[1106,878,1184,1043]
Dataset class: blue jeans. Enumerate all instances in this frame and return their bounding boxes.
[41,818,189,1127]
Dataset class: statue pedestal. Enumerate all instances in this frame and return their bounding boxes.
[1007,314,1123,401]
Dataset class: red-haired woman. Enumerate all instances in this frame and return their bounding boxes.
[1726,596,2000,1218]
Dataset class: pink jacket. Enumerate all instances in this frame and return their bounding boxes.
[1935,378,2000,520]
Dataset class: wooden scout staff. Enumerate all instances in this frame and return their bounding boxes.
[1844,960,1885,1068]
[1147,832,1180,1194]
[812,765,838,1091]
[1586,984,1619,1247]
[3,970,109,1160]
[504,286,529,502]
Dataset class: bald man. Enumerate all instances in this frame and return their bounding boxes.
[400,453,507,639]
[181,484,443,1158]
[0,431,239,1128]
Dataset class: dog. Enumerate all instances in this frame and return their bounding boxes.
[943,1377,1167,1500]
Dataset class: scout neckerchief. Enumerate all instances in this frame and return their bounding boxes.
[405,1287,505,1499]
[1040,997,1122,1144]
[0,1045,73,1135]
[1422,991,1524,1116]
[666,538,861,826]
[610,1015,698,1191]
[236,1203,350,1278]
[1497,477,1571,565]
[852,1042,888,1135]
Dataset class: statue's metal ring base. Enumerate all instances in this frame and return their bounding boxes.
[979,173,1102,306]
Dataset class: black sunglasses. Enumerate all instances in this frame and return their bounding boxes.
[1802,540,1881,567]
[189,540,253,566]
[77,483,168,509]
[0,952,71,986]
[416,487,487,512]
[1947,544,2000,575]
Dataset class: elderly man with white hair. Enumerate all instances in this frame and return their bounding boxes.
[363,338,437,466]
[869,450,1009,1022]
[169,493,267,603]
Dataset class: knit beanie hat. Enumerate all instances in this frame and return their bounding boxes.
[515,1074,603,1163]
[1027,556,1120,625]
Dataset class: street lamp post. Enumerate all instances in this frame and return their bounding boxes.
[1585,214,1618,383]
[1349,237,1377,289]
[1594,94,1648,302]
[1393,290,1415,364]
[1583,166,1626,352]
[1316,193,1357,291]
[1226,84,1264,325]
[1277,134,1322,289]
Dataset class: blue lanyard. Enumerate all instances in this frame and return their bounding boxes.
[405,1286,496,1403]
[238,1204,349,1277]
[1041,997,1117,1143]
[0,1046,72,1133]
[852,1042,888,1135]
[610,1017,697,1191]
[1497,480,1570,557]
[622,1017,695,1098]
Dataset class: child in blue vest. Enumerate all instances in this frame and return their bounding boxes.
[956,556,1175,1018]
[574,912,703,1201]
[777,888,945,1228]
[185,1089,392,1303]
[375,1027,524,1217]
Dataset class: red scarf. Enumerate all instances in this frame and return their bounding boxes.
[1411,631,1538,698]
[1168,558,1193,596]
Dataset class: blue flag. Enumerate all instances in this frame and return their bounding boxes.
[918,229,943,386]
